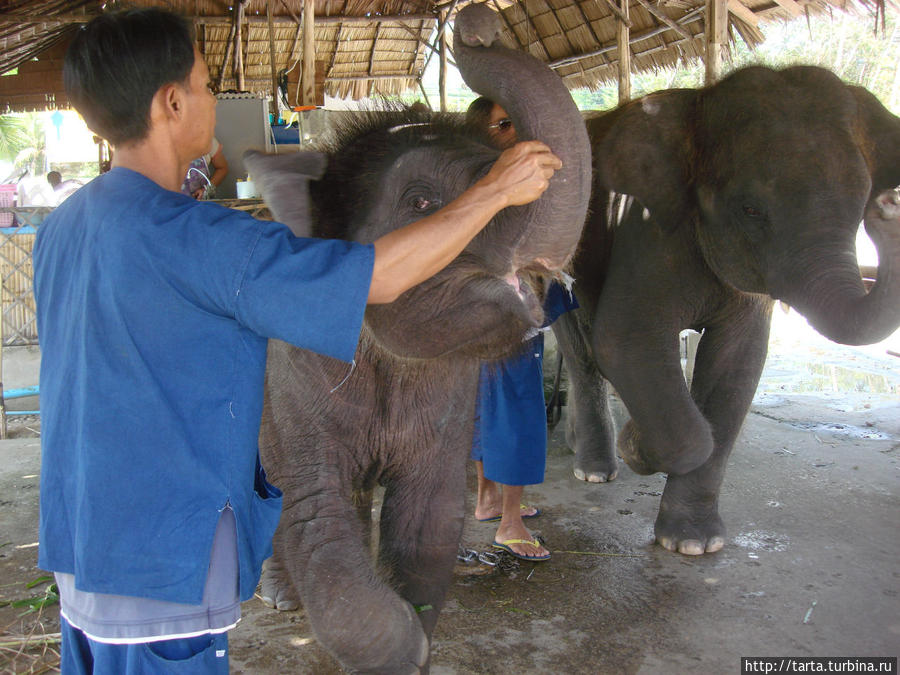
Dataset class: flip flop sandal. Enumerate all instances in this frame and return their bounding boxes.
[491,538,551,561]
[476,505,542,523]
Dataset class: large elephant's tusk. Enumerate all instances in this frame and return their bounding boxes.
[860,265,877,292]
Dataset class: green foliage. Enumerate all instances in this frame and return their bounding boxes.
[0,112,47,171]
[0,114,30,161]
[2,576,59,615]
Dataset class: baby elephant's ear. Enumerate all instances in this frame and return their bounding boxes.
[242,150,328,237]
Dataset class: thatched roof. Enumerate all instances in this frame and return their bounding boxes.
[0,0,895,112]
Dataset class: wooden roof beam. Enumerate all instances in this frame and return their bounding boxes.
[572,0,613,66]
[548,7,704,69]
[489,0,528,51]
[771,0,803,16]
[368,22,381,76]
[706,0,728,84]
[326,74,418,82]
[727,0,759,27]
[567,27,703,79]
[398,21,442,58]
[601,0,633,27]
[634,0,693,39]
[300,0,315,105]
[617,0,631,102]
[423,0,460,85]
[0,12,438,25]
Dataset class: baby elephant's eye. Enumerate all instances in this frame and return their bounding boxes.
[413,196,436,211]
[742,205,764,218]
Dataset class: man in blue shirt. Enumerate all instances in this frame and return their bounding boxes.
[35,9,561,672]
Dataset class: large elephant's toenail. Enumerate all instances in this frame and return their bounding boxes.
[656,536,677,552]
[677,540,705,555]
[705,537,725,553]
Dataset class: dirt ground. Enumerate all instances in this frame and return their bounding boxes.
[1,314,898,674]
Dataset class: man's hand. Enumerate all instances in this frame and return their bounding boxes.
[368,142,562,304]
[478,141,562,207]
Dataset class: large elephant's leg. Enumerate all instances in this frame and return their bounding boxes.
[551,311,618,482]
[655,298,773,555]
[377,452,468,640]
[595,309,714,477]
[591,212,721,476]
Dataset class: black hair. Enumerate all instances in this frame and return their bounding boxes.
[64,9,196,146]
[465,96,495,128]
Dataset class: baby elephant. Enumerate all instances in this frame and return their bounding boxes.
[252,3,592,672]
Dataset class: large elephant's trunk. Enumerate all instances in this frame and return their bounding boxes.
[784,190,900,346]
[453,3,591,272]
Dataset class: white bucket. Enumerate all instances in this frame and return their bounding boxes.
[236,180,257,199]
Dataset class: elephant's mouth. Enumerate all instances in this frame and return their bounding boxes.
[502,267,547,326]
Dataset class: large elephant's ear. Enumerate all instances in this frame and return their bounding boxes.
[849,85,900,194]
[591,89,695,231]
[242,150,328,237]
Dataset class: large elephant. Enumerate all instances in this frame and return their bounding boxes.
[244,4,591,672]
[555,65,900,556]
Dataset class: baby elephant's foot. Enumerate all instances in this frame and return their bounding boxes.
[259,556,301,611]
[321,597,429,674]
[654,505,726,556]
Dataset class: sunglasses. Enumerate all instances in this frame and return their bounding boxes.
[487,118,513,131]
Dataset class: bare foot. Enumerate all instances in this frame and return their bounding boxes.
[493,523,550,560]
[475,503,540,522]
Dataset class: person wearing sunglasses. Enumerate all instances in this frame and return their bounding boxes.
[465,97,578,562]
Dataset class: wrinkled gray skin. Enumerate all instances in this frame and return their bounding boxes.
[245,4,591,673]
[555,65,900,555]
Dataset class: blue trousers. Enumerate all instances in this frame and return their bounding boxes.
[60,615,229,674]
[472,334,547,486]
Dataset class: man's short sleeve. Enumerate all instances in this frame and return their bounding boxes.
[234,222,374,363]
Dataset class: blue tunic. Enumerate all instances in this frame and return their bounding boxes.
[33,168,374,605]
[471,282,578,486]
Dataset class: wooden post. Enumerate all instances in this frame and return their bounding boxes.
[234,0,245,91]
[218,7,238,92]
[705,0,728,85]
[439,16,448,112]
[266,0,279,116]
[300,0,316,106]
[617,0,631,103]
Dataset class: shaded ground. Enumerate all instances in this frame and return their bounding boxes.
[1,318,898,674]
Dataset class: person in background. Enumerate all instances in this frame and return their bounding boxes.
[466,96,517,152]
[182,136,228,199]
[46,170,83,204]
[46,171,62,190]
[466,96,578,562]
[34,10,561,673]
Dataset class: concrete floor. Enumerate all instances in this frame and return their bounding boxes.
[1,321,898,674]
